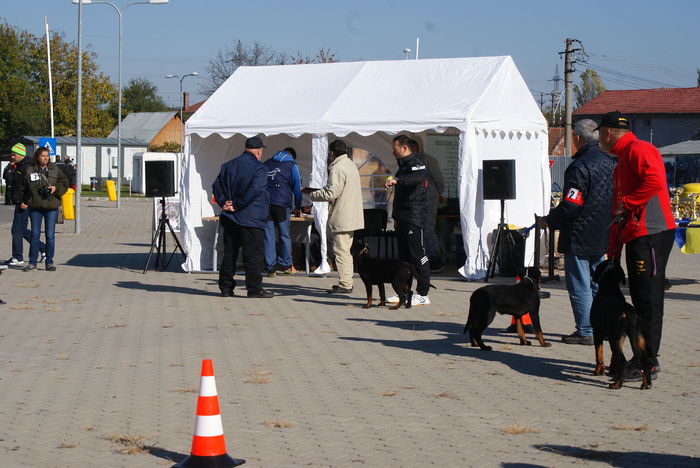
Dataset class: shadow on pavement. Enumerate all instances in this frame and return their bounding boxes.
[341,317,602,386]
[114,281,220,296]
[533,444,699,467]
[66,252,185,272]
[145,445,186,463]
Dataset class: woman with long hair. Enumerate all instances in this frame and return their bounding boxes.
[20,147,68,271]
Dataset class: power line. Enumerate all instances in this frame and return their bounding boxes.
[585,62,683,88]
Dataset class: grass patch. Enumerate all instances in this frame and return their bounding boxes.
[104,433,148,455]
[502,422,541,435]
[381,391,397,397]
[57,442,77,449]
[264,420,294,428]
[433,391,458,399]
[613,422,650,431]
[245,376,271,384]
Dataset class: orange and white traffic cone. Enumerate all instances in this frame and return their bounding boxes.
[173,359,245,468]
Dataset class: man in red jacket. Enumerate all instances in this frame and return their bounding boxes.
[598,111,676,382]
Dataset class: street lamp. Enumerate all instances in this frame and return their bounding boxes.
[165,72,198,160]
[72,0,169,209]
[403,48,411,60]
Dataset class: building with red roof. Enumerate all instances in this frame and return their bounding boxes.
[574,87,700,147]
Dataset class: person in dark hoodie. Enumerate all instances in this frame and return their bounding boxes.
[263,147,302,277]
[384,134,431,306]
[212,136,272,298]
[20,146,68,271]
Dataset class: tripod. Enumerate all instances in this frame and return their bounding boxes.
[143,197,187,273]
[485,199,516,282]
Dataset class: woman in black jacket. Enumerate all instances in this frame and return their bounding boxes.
[20,147,68,271]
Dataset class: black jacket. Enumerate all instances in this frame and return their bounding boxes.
[419,152,445,202]
[545,142,615,256]
[392,153,427,227]
[11,158,32,205]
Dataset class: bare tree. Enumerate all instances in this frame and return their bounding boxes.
[201,40,337,96]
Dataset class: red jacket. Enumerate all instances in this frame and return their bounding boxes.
[608,132,675,256]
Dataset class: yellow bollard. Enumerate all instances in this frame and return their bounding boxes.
[62,188,75,220]
[105,180,117,201]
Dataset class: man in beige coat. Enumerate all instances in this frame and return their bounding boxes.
[306,139,364,293]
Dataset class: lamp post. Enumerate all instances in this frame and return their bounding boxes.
[403,48,411,60]
[165,72,198,159]
[72,0,169,209]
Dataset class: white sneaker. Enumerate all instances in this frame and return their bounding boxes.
[6,257,25,266]
[386,295,400,303]
[411,294,431,306]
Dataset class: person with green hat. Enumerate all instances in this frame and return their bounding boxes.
[5,143,45,266]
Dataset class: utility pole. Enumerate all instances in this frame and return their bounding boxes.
[560,38,584,157]
[539,92,544,111]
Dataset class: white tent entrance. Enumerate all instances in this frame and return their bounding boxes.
[181,56,550,279]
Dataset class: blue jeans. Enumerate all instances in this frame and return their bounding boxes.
[264,213,292,271]
[564,253,605,337]
[11,205,44,260]
[29,208,58,265]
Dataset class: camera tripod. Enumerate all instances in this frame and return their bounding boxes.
[484,199,520,282]
[143,197,187,273]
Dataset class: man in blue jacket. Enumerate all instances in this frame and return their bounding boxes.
[212,136,272,298]
[263,147,302,277]
[537,119,615,344]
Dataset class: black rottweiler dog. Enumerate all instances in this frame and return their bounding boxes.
[463,267,551,351]
[351,241,413,309]
[590,259,653,390]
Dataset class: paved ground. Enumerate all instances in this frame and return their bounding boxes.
[0,200,698,467]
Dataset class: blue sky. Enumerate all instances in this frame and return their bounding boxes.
[3,0,698,107]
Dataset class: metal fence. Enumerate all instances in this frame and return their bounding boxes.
[550,155,573,191]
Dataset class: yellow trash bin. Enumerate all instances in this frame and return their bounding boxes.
[62,188,75,220]
[105,180,117,201]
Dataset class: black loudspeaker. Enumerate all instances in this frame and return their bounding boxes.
[482,159,516,200]
[145,160,175,197]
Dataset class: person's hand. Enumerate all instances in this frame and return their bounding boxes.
[612,205,630,218]
[301,187,314,194]
[384,176,397,189]
[20,203,27,209]
[536,216,548,229]
[222,200,235,212]
[293,209,301,217]
[48,185,56,194]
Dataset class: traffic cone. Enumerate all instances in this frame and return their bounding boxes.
[173,359,245,468]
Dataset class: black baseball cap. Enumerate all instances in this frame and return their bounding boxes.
[245,136,266,149]
[595,111,630,130]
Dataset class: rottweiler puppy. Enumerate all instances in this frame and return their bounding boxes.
[463,267,550,351]
[351,241,413,310]
[590,259,653,390]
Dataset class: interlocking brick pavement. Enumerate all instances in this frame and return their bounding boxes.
[0,200,698,467]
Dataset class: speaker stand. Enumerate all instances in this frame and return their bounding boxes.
[485,199,512,282]
[143,197,187,273]
[533,217,551,299]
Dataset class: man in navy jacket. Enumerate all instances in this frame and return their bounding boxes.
[212,136,272,298]
[538,119,615,344]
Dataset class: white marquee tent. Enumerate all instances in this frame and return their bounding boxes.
[181,56,550,279]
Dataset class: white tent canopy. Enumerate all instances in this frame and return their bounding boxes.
[181,56,550,279]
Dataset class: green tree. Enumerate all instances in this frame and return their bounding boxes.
[115,77,169,118]
[573,69,606,108]
[0,19,117,148]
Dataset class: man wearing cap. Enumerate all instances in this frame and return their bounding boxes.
[212,136,273,298]
[598,110,675,381]
[537,119,615,345]
[5,143,45,266]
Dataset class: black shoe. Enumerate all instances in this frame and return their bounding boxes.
[220,290,233,297]
[327,286,352,294]
[247,289,274,298]
[22,264,37,272]
[46,264,56,271]
[561,332,593,345]
[623,362,660,382]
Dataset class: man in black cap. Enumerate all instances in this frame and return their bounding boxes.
[598,110,676,382]
[212,136,273,298]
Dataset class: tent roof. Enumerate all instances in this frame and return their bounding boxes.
[658,139,700,155]
[186,56,545,139]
